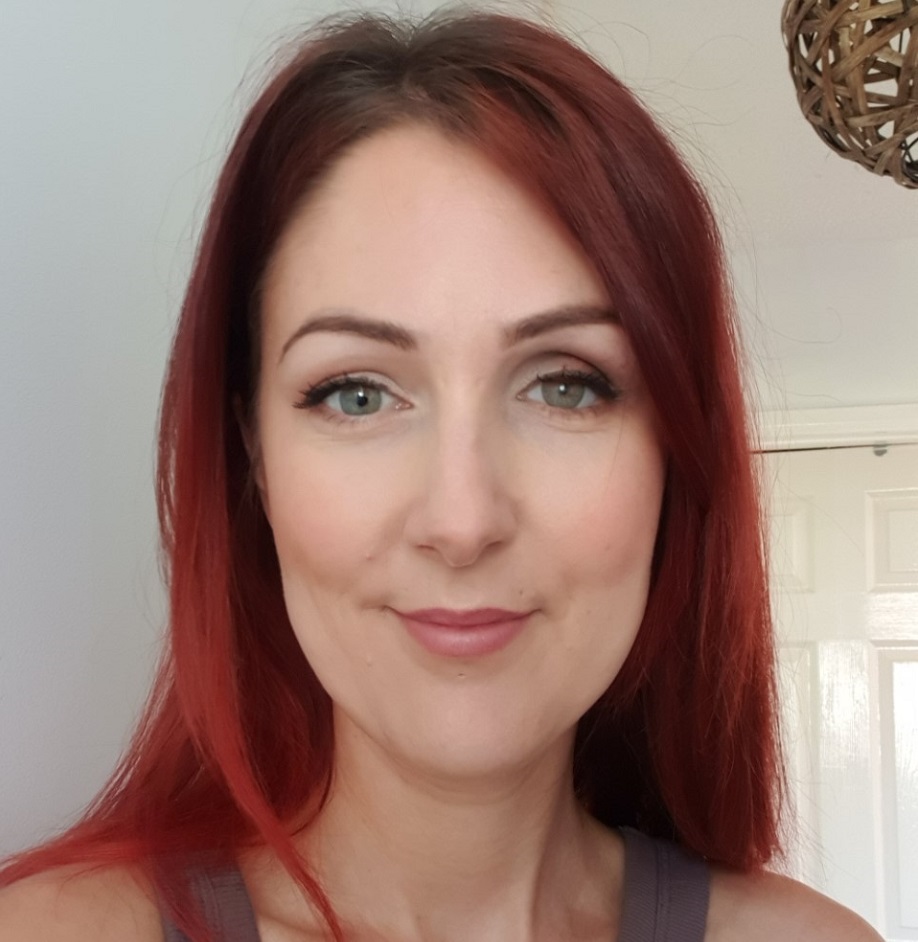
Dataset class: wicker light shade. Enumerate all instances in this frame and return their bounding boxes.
[781,0,918,188]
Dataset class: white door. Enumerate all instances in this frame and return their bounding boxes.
[764,441,918,940]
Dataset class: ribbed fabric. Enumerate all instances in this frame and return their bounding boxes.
[159,828,710,941]
[618,828,710,942]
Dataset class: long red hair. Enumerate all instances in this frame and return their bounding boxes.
[1,9,783,940]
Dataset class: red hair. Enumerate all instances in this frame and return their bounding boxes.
[1,9,783,940]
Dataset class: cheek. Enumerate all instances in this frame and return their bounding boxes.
[534,432,665,585]
[548,449,664,696]
[261,439,411,588]
[259,448,385,686]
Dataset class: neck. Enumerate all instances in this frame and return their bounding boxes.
[292,713,621,942]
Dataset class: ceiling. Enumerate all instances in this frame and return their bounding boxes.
[535,0,918,412]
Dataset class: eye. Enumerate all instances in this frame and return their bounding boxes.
[295,375,396,417]
[330,383,384,416]
[523,368,620,411]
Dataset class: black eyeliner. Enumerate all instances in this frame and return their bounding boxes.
[534,367,622,401]
[294,374,381,410]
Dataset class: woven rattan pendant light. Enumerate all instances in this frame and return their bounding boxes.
[782,0,918,188]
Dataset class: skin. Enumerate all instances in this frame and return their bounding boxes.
[248,121,664,942]
[0,124,882,942]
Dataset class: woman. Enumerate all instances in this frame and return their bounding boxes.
[0,8,880,941]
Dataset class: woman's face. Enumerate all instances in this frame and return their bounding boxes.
[255,124,666,783]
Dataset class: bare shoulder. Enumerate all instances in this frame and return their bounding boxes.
[0,863,163,942]
[707,867,882,942]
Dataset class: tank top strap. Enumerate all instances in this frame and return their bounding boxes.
[159,861,261,942]
[156,830,707,942]
[617,827,710,942]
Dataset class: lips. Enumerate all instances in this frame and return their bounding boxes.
[394,607,532,657]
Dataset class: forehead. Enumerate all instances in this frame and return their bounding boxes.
[259,124,608,348]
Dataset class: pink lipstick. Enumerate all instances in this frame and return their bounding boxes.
[395,607,531,657]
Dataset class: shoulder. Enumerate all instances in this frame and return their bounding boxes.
[706,867,882,942]
[0,863,164,942]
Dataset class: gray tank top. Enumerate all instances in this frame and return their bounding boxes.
[160,828,710,942]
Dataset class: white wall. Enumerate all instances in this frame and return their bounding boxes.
[731,236,918,413]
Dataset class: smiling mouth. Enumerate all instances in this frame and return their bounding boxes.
[392,607,533,657]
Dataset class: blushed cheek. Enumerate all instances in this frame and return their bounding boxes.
[265,450,410,589]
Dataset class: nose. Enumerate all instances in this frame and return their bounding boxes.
[403,412,517,568]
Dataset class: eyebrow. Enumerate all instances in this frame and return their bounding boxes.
[278,303,619,362]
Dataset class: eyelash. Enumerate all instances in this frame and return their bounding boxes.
[294,368,622,421]
[294,374,391,416]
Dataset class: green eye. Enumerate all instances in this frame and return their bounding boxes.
[333,384,384,415]
[525,368,620,411]
[539,378,592,409]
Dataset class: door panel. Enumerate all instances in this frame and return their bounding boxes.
[765,442,918,940]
